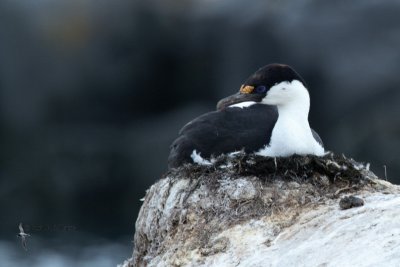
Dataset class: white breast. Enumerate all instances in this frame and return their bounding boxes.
[256,115,325,157]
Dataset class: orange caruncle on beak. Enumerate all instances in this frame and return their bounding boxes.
[239,85,255,94]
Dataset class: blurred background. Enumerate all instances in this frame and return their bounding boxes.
[1,0,399,265]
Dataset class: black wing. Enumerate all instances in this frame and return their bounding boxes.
[168,104,278,169]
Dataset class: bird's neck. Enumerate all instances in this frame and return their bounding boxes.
[276,95,310,125]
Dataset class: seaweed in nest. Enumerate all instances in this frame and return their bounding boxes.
[166,152,371,189]
[234,153,367,184]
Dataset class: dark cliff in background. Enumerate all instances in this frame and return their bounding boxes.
[0,0,399,259]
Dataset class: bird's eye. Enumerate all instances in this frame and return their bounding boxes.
[255,85,267,93]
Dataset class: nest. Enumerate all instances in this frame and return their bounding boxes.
[130,153,383,267]
[170,152,374,192]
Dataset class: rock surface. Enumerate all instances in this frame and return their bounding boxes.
[120,154,400,267]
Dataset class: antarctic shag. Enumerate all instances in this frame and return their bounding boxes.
[168,64,324,169]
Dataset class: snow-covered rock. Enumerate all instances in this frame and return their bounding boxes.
[120,154,400,267]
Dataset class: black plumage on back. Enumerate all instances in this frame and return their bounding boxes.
[168,104,278,169]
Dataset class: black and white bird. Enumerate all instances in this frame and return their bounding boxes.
[17,222,30,251]
[168,64,324,169]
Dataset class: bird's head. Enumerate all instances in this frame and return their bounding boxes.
[217,64,309,110]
